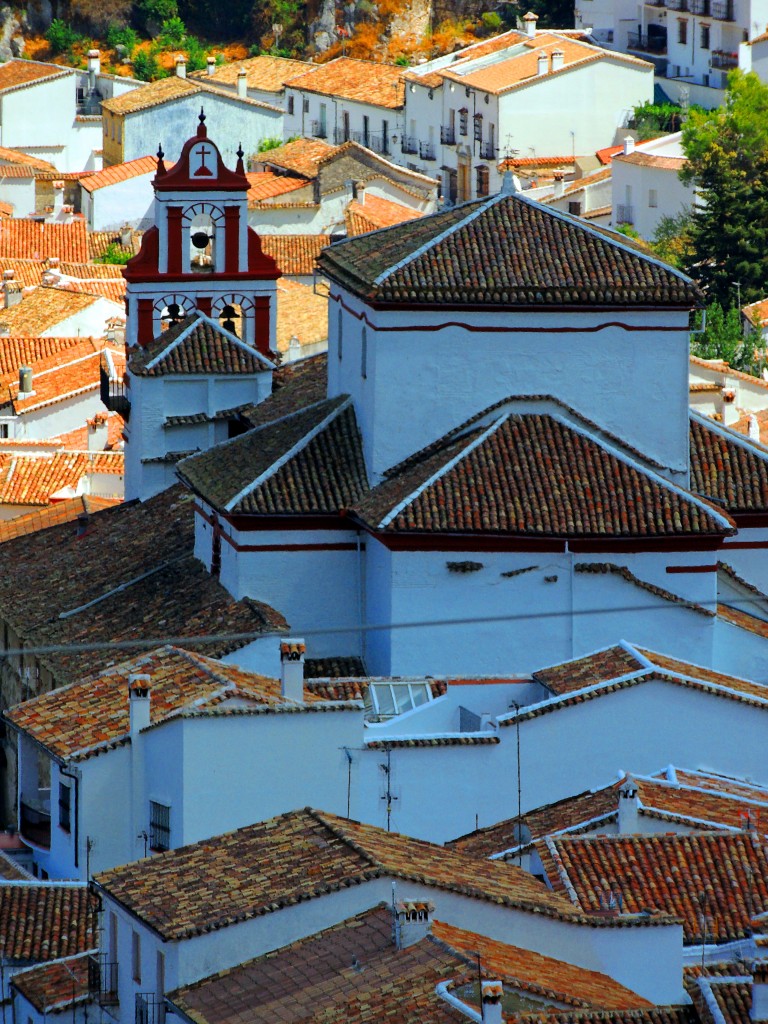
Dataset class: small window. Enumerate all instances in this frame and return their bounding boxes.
[361,326,367,380]
[132,930,141,984]
[58,782,71,833]
[367,682,433,718]
[476,165,489,197]
[700,23,710,48]
[649,189,658,208]
[678,19,687,44]
[473,113,483,142]
[287,94,294,115]
[568,200,582,215]
[337,313,343,361]
[303,97,309,113]
[0,423,8,439]
[149,801,170,852]
[459,108,468,136]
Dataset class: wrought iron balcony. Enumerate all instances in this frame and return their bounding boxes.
[710,0,733,18]
[441,124,456,145]
[309,120,327,139]
[710,48,738,67]
[20,794,50,849]
[479,140,496,160]
[333,127,364,145]
[88,955,119,1006]
[419,140,436,160]
[100,363,130,418]
[136,993,165,1024]
[615,204,634,225]
[400,135,418,155]
[367,132,389,155]
[627,29,667,53]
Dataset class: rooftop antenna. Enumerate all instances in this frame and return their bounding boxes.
[380,744,398,831]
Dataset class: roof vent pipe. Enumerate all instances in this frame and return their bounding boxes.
[18,366,32,394]
[280,639,305,701]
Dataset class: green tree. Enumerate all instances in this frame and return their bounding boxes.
[691,300,763,374]
[95,242,133,265]
[650,209,694,270]
[132,49,164,80]
[46,19,82,55]
[681,70,768,307]
[158,15,187,46]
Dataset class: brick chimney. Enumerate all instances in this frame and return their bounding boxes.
[395,899,434,948]
[128,674,151,735]
[280,639,305,701]
[481,981,503,1024]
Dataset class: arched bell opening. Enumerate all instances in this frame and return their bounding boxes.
[189,212,216,273]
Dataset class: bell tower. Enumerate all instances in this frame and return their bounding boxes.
[123,111,280,355]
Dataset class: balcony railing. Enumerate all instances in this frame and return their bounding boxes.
[627,29,667,53]
[710,0,734,18]
[400,135,418,155]
[645,0,731,14]
[690,0,711,12]
[419,140,436,160]
[441,124,456,145]
[479,140,496,160]
[367,132,389,156]
[615,204,634,225]
[20,794,50,849]
[100,364,130,418]
[136,993,165,1024]
[333,127,364,145]
[710,48,738,67]
[309,120,327,139]
[88,955,119,1006]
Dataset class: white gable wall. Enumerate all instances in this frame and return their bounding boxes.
[84,173,157,231]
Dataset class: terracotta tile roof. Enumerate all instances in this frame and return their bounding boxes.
[540,831,768,943]
[239,351,327,429]
[192,54,312,92]
[345,194,422,235]
[432,921,651,1009]
[557,166,613,196]
[276,278,327,352]
[499,154,573,170]
[10,952,92,1013]
[55,411,125,450]
[0,289,104,337]
[0,450,123,506]
[613,151,686,171]
[690,354,768,391]
[0,334,85,375]
[691,414,768,513]
[318,191,701,308]
[694,976,752,1024]
[0,884,98,961]
[80,155,171,193]
[0,258,45,287]
[0,484,286,685]
[246,171,309,204]
[305,655,366,678]
[0,850,33,879]
[285,57,404,108]
[101,76,282,116]
[0,220,88,262]
[0,146,58,172]
[5,645,339,762]
[257,137,334,178]
[128,315,271,377]
[178,396,368,514]
[0,494,118,541]
[574,563,715,617]
[690,382,720,393]
[60,261,127,280]
[2,340,105,413]
[742,296,768,324]
[93,807,631,942]
[261,234,330,276]
[55,277,126,303]
[597,144,625,164]
[0,60,70,93]
[353,412,731,538]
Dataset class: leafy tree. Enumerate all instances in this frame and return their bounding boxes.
[681,70,768,307]
[650,209,694,270]
[46,19,82,55]
[158,15,187,46]
[106,23,139,56]
[480,10,502,32]
[257,137,285,152]
[691,300,764,375]
[184,35,209,71]
[95,243,133,265]
[132,48,164,80]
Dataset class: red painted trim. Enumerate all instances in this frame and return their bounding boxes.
[136,298,154,347]
[665,564,718,574]
[122,270,280,284]
[254,296,271,357]
[720,540,768,549]
[167,206,183,275]
[730,513,768,529]
[224,537,363,553]
[194,504,350,533]
[196,296,212,317]
[224,206,239,274]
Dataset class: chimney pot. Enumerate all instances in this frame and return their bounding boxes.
[128,674,151,735]
[280,638,306,701]
[481,981,504,1024]
[523,10,538,36]
[537,52,548,75]
[237,68,248,98]
[551,49,565,71]
[175,55,187,78]
[206,56,216,75]
[395,899,434,948]
[623,135,635,156]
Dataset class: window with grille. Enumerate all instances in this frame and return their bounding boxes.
[58,783,71,833]
[678,19,687,44]
[473,113,483,142]
[459,108,468,135]
[476,165,489,197]
[149,801,170,852]
[287,94,294,115]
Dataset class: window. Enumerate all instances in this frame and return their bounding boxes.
[149,801,170,852]
[58,782,71,833]
[700,23,710,48]
[649,188,658,208]
[367,681,433,718]
[0,423,8,439]
[361,326,367,380]
[287,94,294,115]
[303,97,309,113]
[568,200,582,215]
[459,108,468,136]
[473,113,483,142]
[132,930,141,984]
[476,165,489,197]
[337,313,343,361]
[678,19,687,43]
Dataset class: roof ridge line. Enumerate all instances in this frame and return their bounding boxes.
[306,809,386,870]
[574,565,715,618]
[224,396,352,512]
[691,406,768,458]
[145,313,273,373]
[378,414,507,529]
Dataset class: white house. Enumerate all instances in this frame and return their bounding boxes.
[191,54,313,111]
[610,133,694,238]
[79,156,174,231]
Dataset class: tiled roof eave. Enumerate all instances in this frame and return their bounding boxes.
[351,518,733,541]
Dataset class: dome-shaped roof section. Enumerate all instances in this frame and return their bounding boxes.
[153,109,249,193]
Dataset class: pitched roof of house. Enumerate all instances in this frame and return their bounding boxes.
[55,277,126,303]
[690,413,768,513]
[240,351,327,428]
[345,194,423,235]
[257,137,334,178]
[94,807,665,941]
[79,155,170,193]
[0,450,122,506]
[261,234,330,276]
[5,644,348,763]
[0,60,70,93]
[0,883,97,962]
[275,278,328,352]
[177,395,368,515]
[246,171,310,204]
[0,146,58,172]
[128,315,272,377]
[0,494,118,541]
[192,54,312,92]
[10,952,92,1013]
[0,484,286,686]
[284,57,404,108]
[612,151,686,171]
[0,334,86,374]
[87,229,142,261]
[538,831,768,943]
[166,906,650,1024]
[352,410,731,539]
[0,338,108,414]
[0,288,103,336]
[317,191,701,308]
[0,219,88,262]
[693,975,752,1024]
[101,76,282,116]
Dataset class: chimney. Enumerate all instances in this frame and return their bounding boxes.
[175,54,187,78]
[128,674,151,735]
[523,10,538,37]
[752,963,768,1021]
[42,270,59,286]
[537,52,548,75]
[76,511,90,538]
[618,776,640,834]
[237,67,248,98]
[87,48,100,91]
[750,414,761,442]
[395,899,434,948]
[88,412,109,452]
[721,382,739,426]
[206,55,216,75]
[551,49,565,71]
[553,170,565,199]
[481,981,503,1024]
[18,366,32,395]
[119,224,133,248]
[623,135,635,156]
[52,181,65,219]
[280,638,306,701]
[48,256,60,270]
